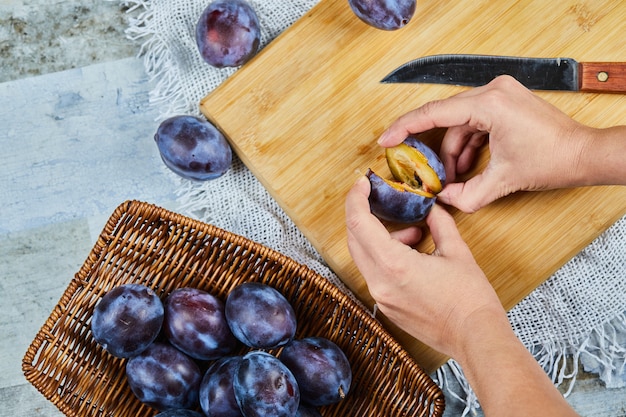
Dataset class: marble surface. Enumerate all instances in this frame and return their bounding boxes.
[0,0,140,82]
[0,57,181,417]
[1,3,179,415]
[1,1,625,416]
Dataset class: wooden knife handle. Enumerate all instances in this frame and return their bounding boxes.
[579,62,626,93]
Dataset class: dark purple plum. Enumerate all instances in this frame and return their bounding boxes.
[199,356,244,417]
[90,283,163,358]
[225,283,297,349]
[164,287,238,360]
[155,410,204,417]
[367,137,446,223]
[234,351,300,417]
[196,0,261,68]
[348,0,416,30]
[126,342,202,411]
[296,405,322,417]
[280,337,352,407]
[154,115,232,181]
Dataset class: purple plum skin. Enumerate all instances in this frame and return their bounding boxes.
[348,0,416,30]
[154,115,232,181]
[164,287,238,361]
[403,136,447,185]
[367,169,436,223]
[234,351,300,417]
[155,410,204,417]
[126,342,202,411]
[199,356,244,417]
[296,405,323,417]
[90,283,163,358]
[280,337,352,407]
[225,283,297,349]
[196,0,261,68]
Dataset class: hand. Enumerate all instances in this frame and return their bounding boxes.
[345,177,581,416]
[378,75,593,213]
[345,176,505,357]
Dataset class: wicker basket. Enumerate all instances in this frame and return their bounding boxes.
[23,200,445,417]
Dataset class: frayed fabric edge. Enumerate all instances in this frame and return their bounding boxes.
[115,0,203,118]
[577,311,626,389]
[435,311,626,415]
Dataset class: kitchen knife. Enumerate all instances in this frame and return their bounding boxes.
[381,54,626,93]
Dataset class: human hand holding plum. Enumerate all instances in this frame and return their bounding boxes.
[377,75,624,213]
[345,177,505,358]
[345,177,581,416]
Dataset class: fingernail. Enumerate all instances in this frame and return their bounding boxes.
[377,130,389,145]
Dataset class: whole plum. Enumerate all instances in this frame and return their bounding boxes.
[164,287,238,360]
[225,283,297,349]
[155,410,204,417]
[154,115,232,181]
[196,0,261,68]
[348,0,416,30]
[90,283,163,358]
[367,137,446,223]
[199,356,244,417]
[126,342,202,411]
[280,337,352,407]
[234,351,300,417]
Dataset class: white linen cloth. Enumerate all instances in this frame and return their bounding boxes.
[119,0,626,413]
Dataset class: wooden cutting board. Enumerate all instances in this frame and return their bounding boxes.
[200,0,626,372]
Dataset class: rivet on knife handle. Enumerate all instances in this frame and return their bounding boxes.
[579,62,626,93]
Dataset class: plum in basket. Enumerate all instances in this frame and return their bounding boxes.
[234,351,300,417]
[164,287,238,360]
[90,283,163,358]
[199,356,244,417]
[126,342,202,411]
[296,405,323,417]
[280,337,352,407]
[225,282,297,349]
[155,410,204,417]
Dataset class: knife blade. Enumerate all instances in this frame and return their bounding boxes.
[381,54,626,93]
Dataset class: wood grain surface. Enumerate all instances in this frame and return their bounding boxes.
[200,0,626,372]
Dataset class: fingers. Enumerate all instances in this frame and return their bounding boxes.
[437,183,484,213]
[377,98,472,147]
[440,127,488,182]
[426,204,459,252]
[437,167,511,213]
[346,177,424,265]
[389,226,423,246]
[454,131,489,175]
[377,81,498,148]
[426,204,473,259]
[345,177,393,263]
[346,179,476,285]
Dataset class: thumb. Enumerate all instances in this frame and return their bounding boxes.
[426,205,472,258]
[437,171,506,213]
